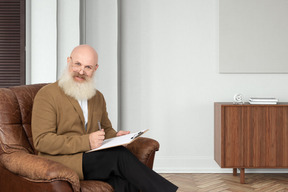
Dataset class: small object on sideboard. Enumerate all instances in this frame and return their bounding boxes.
[248,97,278,104]
[233,93,244,104]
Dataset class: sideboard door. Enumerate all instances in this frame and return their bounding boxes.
[223,106,244,167]
[242,106,288,167]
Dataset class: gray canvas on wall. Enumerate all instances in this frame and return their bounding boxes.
[219,0,288,73]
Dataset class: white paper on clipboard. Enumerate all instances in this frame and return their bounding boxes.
[86,129,149,152]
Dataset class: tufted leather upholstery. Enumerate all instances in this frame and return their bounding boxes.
[0,84,159,192]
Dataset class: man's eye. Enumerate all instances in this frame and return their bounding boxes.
[75,62,81,66]
[85,66,92,70]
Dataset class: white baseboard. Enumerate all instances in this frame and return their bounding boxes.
[153,156,288,173]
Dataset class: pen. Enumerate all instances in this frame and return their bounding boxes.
[131,131,143,139]
[98,121,101,131]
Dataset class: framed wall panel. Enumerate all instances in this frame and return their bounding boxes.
[219,0,288,73]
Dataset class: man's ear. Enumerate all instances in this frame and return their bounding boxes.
[67,57,71,65]
[94,64,99,71]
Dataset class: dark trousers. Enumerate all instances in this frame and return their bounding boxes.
[83,146,178,192]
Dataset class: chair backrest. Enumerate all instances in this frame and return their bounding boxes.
[0,84,47,155]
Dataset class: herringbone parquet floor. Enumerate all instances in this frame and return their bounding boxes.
[161,173,288,192]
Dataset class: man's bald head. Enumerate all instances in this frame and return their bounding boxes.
[70,44,98,66]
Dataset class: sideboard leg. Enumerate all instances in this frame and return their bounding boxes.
[240,168,245,184]
[233,168,237,176]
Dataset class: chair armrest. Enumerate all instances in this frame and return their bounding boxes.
[0,151,80,192]
[126,137,159,168]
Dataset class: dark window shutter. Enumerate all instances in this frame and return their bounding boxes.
[0,0,25,88]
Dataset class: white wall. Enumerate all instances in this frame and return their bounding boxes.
[57,0,81,77]
[84,0,119,130]
[28,0,80,84]
[30,0,57,83]
[118,0,221,172]
[28,0,288,173]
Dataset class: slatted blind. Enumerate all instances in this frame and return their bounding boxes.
[0,0,25,88]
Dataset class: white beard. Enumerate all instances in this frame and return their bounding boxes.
[58,69,96,100]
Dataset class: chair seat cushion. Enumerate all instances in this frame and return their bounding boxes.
[80,180,113,192]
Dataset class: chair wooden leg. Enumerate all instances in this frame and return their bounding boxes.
[233,168,237,176]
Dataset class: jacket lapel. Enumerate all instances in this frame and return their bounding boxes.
[87,98,95,132]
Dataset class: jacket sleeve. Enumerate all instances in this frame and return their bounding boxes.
[32,87,91,155]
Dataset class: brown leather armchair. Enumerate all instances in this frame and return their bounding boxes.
[0,84,159,192]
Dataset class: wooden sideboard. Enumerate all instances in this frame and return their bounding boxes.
[214,102,288,184]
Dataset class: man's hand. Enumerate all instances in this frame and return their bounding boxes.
[116,130,130,137]
[89,129,105,149]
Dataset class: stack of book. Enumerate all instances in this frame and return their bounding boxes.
[249,97,278,105]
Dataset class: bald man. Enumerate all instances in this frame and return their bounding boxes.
[32,45,178,192]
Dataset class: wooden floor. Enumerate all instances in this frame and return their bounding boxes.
[161,173,288,192]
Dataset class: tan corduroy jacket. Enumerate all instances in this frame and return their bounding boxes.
[32,82,117,179]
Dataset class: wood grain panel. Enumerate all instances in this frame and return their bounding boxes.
[214,103,222,166]
[223,106,243,167]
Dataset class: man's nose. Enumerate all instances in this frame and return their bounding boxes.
[78,68,85,75]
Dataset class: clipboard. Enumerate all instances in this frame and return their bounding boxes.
[86,129,149,152]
